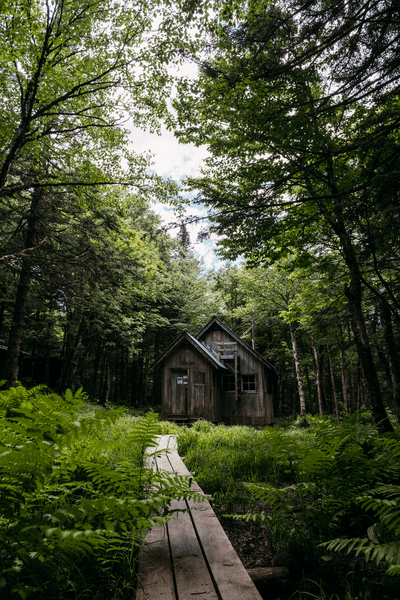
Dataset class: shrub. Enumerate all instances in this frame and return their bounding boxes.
[0,383,196,599]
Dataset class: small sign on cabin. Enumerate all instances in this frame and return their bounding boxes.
[153,317,275,426]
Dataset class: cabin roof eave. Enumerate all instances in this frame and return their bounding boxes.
[196,316,277,375]
[152,332,228,371]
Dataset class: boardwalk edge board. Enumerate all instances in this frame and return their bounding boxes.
[137,435,263,600]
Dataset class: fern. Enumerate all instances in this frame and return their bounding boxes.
[321,479,400,575]
[0,386,199,599]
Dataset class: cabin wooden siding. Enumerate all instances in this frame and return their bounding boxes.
[154,317,275,426]
[198,328,274,426]
[160,342,221,422]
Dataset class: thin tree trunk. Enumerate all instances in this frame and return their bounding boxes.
[104,361,111,403]
[91,346,103,398]
[304,363,313,409]
[0,298,6,339]
[60,317,86,390]
[292,367,297,416]
[338,229,392,432]
[290,323,306,415]
[131,357,138,407]
[310,170,392,431]
[350,369,356,413]
[4,187,43,386]
[278,370,284,416]
[310,335,324,415]
[327,344,339,422]
[340,349,350,414]
[380,299,400,425]
[113,351,118,403]
[99,351,106,401]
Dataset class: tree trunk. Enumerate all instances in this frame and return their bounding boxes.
[131,357,139,407]
[91,346,103,398]
[312,169,392,431]
[99,351,106,402]
[327,344,339,422]
[380,299,400,425]
[310,335,324,415]
[4,187,43,387]
[104,361,111,403]
[335,222,392,432]
[0,298,6,339]
[340,349,350,413]
[59,317,86,390]
[290,323,306,415]
[304,363,313,409]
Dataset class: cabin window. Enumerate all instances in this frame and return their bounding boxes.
[177,375,188,385]
[222,374,235,392]
[242,374,257,392]
[194,371,205,384]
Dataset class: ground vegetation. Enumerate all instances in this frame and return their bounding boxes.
[0,383,199,599]
[178,415,400,599]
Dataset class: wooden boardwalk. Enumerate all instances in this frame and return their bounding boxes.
[137,434,263,600]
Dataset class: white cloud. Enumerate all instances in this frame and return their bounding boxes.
[128,123,228,270]
[129,125,208,182]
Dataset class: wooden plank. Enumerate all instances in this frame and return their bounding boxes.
[187,497,263,600]
[156,450,218,600]
[164,445,204,494]
[167,435,178,451]
[164,444,263,600]
[136,523,176,600]
[156,434,173,453]
[167,497,219,600]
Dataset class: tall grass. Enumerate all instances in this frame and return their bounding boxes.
[178,420,274,494]
[0,385,195,600]
[177,414,400,599]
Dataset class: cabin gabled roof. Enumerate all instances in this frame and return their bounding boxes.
[197,316,276,374]
[152,331,228,371]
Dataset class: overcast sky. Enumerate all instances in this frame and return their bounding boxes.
[128,122,228,270]
[125,52,233,271]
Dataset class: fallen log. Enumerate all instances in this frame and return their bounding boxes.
[246,566,290,584]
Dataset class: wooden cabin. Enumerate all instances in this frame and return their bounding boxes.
[153,317,275,426]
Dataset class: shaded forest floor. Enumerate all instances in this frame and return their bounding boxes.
[176,416,400,600]
[213,496,393,600]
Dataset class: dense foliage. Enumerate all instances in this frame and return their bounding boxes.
[0,0,219,397]
[178,415,400,598]
[174,0,400,431]
[0,384,197,599]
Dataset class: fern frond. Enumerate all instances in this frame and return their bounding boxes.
[224,512,271,525]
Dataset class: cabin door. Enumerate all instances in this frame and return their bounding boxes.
[171,369,188,415]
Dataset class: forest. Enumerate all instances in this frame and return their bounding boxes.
[1,0,400,432]
[1,0,400,430]
[1,0,400,598]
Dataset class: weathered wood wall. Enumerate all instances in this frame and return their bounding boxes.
[199,329,274,425]
[160,342,220,422]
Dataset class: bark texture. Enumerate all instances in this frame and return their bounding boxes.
[290,324,306,416]
[4,187,43,386]
[380,300,400,425]
[310,335,324,416]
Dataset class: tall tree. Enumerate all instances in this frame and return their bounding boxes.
[0,0,197,197]
[0,0,196,385]
[174,0,400,431]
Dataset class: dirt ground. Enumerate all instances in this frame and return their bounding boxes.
[213,500,395,600]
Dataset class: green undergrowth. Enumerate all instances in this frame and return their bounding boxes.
[177,414,400,599]
[0,384,200,600]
